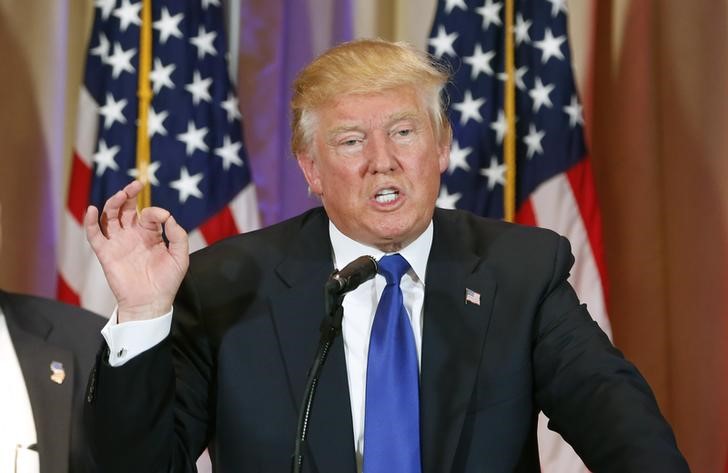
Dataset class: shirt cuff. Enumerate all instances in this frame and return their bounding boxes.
[101,307,173,367]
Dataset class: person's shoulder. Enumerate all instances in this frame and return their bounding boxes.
[190,207,326,260]
[433,208,573,285]
[185,207,329,285]
[434,207,563,249]
[1,290,105,335]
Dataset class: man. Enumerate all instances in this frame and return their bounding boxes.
[0,206,105,473]
[84,40,688,472]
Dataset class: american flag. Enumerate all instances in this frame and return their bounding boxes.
[57,0,259,315]
[429,0,610,471]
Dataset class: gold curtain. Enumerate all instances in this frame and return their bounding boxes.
[590,1,728,471]
[0,0,92,295]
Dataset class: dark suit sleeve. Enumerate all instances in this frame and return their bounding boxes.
[531,236,689,472]
[84,272,213,473]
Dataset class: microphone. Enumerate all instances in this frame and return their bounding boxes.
[325,255,378,295]
[291,255,377,473]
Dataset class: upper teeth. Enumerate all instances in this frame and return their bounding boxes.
[375,189,398,203]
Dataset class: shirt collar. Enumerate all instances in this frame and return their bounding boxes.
[328,220,433,284]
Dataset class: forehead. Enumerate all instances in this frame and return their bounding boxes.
[317,86,427,129]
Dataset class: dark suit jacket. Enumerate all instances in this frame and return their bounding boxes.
[1,290,105,473]
[86,208,688,472]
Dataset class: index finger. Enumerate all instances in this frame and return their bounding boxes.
[101,181,144,235]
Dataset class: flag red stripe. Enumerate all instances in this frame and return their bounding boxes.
[57,274,81,306]
[198,205,239,245]
[67,151,93,225]
[566,158,609,301]
[515,198,538,226]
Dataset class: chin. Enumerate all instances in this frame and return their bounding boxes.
[370,227,418,252]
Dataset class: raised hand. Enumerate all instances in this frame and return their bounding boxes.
[85,180,189,322]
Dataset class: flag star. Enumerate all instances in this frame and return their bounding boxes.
[514,13,532,45]
[448,140,472,173]
[475,0,503,31]
[480,156,506,190]
[534,28,566,64]
[444,0,467,14]
[90,32,110,63]
[202,0,221,8]
[490,109,508,144]
[190,26,218,59]
[150,58,175,94]
[113,0,142,32]
[464,44,495,79]
[452,90,486,126]
[437,185,462,209]
[547,0,568,17]
[498,65,528,91]
[215,136,244,170]
[147,107,169,138]
[177,120,209,156]
[221,93,241,122]
[153,7,184,44]
[127,160,161,186]
[107,42,137,79]
[529,77,555,112]
[99,93,128,129]
[523,124,545,159]
[185,70,213,105]
[428,26,458,58]
[93,139,120,176]
[95,0,115,20]
[169,167,204,204]
[563,94,584,128]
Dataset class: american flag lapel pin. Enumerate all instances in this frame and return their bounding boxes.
[465,288,481,306]
[50,361,65,385]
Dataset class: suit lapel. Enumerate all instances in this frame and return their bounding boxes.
[420,211,496,473]
[269,210,357,473]
[2,292,74,473]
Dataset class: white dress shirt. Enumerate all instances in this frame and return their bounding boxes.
[101,220,434,472]
[0,308,39,473]
[330,221,432,470]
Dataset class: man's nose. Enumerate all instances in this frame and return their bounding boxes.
[365,134,397,174]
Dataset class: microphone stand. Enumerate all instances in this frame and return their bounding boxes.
[291,287,345,473]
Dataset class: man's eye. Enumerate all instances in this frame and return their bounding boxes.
[342,139,360,146]
[396,129,413,137]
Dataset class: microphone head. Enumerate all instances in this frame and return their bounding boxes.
[326,255,378,296]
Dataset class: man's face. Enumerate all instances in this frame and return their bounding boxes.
[297,86,450,251]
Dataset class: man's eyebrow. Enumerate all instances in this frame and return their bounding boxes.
[385,111,423,126]
[326,125,363,141]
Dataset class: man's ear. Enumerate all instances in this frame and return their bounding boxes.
[437,136,451,174]
[296,152,323,195]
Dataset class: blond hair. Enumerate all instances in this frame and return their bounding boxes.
[290,39,451,155]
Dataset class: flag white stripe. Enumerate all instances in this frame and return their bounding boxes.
[75,87,99,164]
[229,183,261,233]
[58,210,94,293]
[188,230,208,254]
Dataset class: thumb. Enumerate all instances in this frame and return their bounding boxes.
[164,215,190,271]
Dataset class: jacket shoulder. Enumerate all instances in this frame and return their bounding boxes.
[434,208,565,252]
[189,207,326,266]
[2,291,104,327]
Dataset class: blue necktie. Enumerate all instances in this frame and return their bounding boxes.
[363,253,421,473]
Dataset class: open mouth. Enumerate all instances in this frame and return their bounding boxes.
[374,188,399,204]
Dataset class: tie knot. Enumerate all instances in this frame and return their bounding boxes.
[378,253,410,285]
